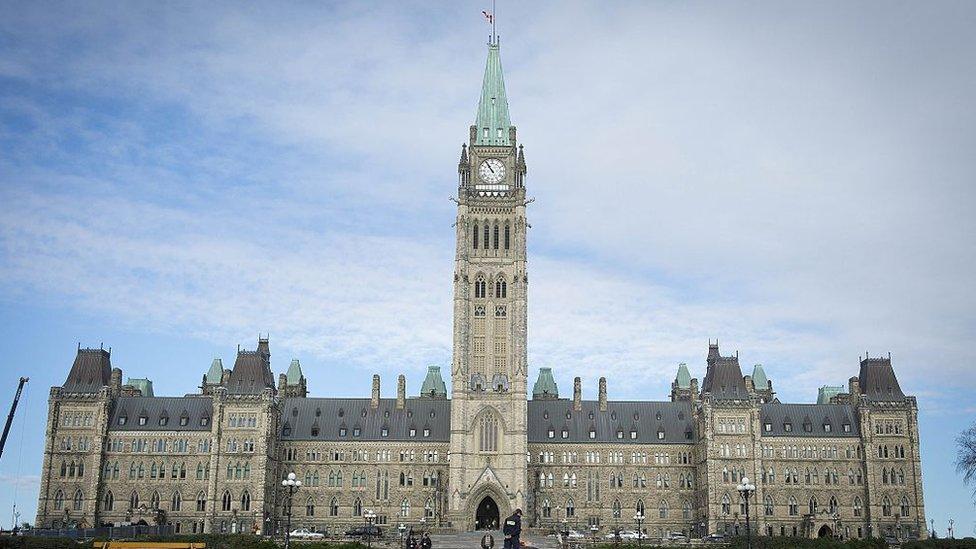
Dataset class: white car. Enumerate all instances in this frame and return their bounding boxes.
[289,528,325,540]
[565,530,585,540]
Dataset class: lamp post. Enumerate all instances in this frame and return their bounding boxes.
[633,512,645,549]
[363,509,376,549]
[948,518,954,539]
[736,477,756,549]
[281,472,302,549]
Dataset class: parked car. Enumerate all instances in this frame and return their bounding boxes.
[289,528,324,540]
[666,531,688,541]
[702,533,726,543]
[345,525,383,538]
[565,530,585,540]
[618,530,645,540]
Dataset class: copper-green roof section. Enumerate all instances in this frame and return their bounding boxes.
[675,363,692,389]
[286,359,304,385]
[127,377,154,397]
[420,366,447,398]
[205,358,223,384]
[752,364,769,390]
[474,41,512,146]
[532,367,559,399]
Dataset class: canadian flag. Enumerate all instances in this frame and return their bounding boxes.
[482,10,494,24]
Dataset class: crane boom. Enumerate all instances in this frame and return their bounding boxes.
[0,377,28,461]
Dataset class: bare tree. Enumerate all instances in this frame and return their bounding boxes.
[956,423,976,501]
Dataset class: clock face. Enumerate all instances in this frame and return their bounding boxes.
[478,158,506,185]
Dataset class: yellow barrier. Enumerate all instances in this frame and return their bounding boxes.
[93,543,206,549]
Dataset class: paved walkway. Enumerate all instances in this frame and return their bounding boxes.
[428,530,560,549]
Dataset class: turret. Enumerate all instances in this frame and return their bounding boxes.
[532,368,559,400]
[420,366,447,399]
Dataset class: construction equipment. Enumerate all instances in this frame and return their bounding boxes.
[0,377,28,461]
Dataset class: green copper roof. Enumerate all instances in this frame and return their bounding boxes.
[474,41,511,146]
[532,367,559,399]
[420,365,447,398]
[751,364,769,390]
[675,363,691,389]
[286,359,303,385]
[817,385,844,404]
[127,377,154,397]
[205,358,223,384]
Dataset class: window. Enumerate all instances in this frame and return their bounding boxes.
[150,491,160,510]
[808,497,818,515]
[764,495,773,516]
[658,500,668,519]
[542,498,551,518]
[492,225,499,249]
[53,490,64,511]
[788,497,798,516]
[118,416,127,426]
[565,498,575,518]
[504,225,510,249]
[720,494,730,516]
[784,422,792,432]
[306,498,315,517]
[400,498,410,518]
[221,491,232,512]
[475,276,487,298]
[139,416,148,426]
[657,429,665,440]
[900,497,910,517]
[103,490,114,511]
[354,498,362,517]
[330,497,339,517]
[197,492,206,512]
[612,500,621,518]
[241,490,251,512]
[479,412,498,452]
[636,499,645,517]
[853,497,862,517]
[882,496,892,517]
[473,223,479,249]
[495,279,507,298]
[764,423,772,432]
[843,423,851,432]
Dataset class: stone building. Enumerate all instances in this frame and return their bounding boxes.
[35,37,926,541]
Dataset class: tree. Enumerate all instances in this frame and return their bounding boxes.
[956,422,976,502]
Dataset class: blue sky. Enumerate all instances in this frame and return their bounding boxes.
[1,0,975,535]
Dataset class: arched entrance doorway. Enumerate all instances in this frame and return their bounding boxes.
[476,496,500,530]
[817,525,833,538]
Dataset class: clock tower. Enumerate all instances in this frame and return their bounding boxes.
[448,36,529,530]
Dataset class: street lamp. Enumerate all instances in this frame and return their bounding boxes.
[633,512,645,549]
[281,472,302,549]
[736,477,756,549]
[363,509,377,549]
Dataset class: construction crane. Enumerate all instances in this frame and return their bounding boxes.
[0,377,28,461]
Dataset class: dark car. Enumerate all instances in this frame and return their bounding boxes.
[345,525,383,538]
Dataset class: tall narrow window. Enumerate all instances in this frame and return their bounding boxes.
[330,497,339,516]
[221,491,231,512]
[400,498,410,517]
[103,490,114,512]
[197,492,206,512]
[172,491,182,511]
[504,224,510,249]
[241,490,251,512]
[479,412,498,452]
[493,224,499,249]
[306,497,315,516]
[484,224,490,249]
[475,276,487,299]
[473,223,479,249]
[495,279,507,299]
[72,490,83,511]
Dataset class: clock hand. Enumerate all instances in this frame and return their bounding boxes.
[486,163,495,174]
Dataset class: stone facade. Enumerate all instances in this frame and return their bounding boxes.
[34,38,926,541]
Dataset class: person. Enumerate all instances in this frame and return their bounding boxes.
[421,532,432,549]
[502,509,522,549]
[481,531,495,549]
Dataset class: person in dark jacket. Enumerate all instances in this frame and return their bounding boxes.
[420,532,432,549]
[502,508,522,549]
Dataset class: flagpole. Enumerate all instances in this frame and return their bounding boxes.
[492,0,496,44]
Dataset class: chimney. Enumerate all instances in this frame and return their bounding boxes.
[848,376,860,396]
[278,373,287,391]
[573,377,582,411]
[371,374,381,409]
[598,377,607,412]
[397,374,406,410]
[110,368,123,394]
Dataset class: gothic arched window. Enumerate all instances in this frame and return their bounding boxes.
[882,496,892,517]
[636,499,645,517]
[658,500,668,519]
[72,489,83,511]
[504,224,510,250]
[197,491,206,512]
[720,494,730,515]
[493,224,499,250]
[764,495,773,516]
[900,496,910,517]
[150,491,160,510]
[828,496,838,513]
[788,496,798,516]
[475,276,487,299]
[103,490,114,512]
[473,223,479,249]
[565,498,575,518]
[330,497,339,517]
[542,498,551,518]
[495,279,507,298]
[53,490,64,511]
[354,498,362,517]
[612,499,621,518]
[172,491,182,511]
[400,498,410,518]
[483,224,490,250]
[479,412,498,452]
[808,496,818,515]
[306,497,315,517]
[853,497,863,517]
[241,490,251,512]
[221,491,231,512]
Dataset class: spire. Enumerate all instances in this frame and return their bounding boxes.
[286,359,303,385]
[675,363,691,389]
[420,366,447,399]
[474,41,511,146]
[532,367,559,400]
[751,364,769,390]
[205,358,223,384]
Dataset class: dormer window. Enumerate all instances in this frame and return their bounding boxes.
[589,430,596,439]
[823,423,832,432]
[353,427,361,437]
[409,428,417,437]
[616,430,623,439]
[630,430,638,440]
[282,424,291,437]
[655,411,662,421]
[561,430,569,439]
[764,423,772,432]
[159,417,168,427]
[138,416,148,426]
[339,428,347,437]
[200,417,210,427]
[118,416,127,426]
[547,430,554,439]
[843,423,851,433]
[179,416,189,427]
[803,423,813,433]
[496,128,503,138]
[784,422,792,432]
[483,128,489,138]
[657,430,665,440]
[423,428,430,437]
[310,426,319,437]
[381,427,389,437]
